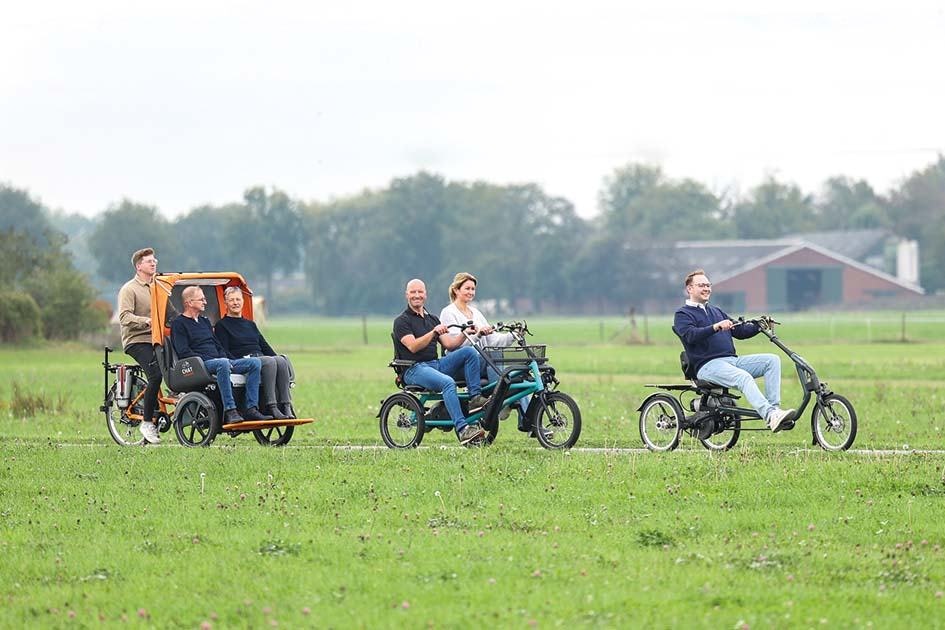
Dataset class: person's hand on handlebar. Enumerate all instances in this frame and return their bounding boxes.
[478,325,494,336]
[445,322,480,335]
[712,319,734,332]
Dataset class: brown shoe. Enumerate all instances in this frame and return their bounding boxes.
[467,395,490,413]
[457,425,485,445]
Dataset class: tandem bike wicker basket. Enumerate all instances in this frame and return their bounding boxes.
[483,344,547,370]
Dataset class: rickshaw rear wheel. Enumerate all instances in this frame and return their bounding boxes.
[528,391,581,450]
[173,392,220,447]
[379,393,425,449]
[253,424,295,447]
[104,376,148,446]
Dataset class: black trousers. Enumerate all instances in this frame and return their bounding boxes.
[124,343,163,424]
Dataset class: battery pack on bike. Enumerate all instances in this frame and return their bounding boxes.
[115,365,134,408]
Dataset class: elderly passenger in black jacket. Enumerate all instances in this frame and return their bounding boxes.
[214,287,296,419]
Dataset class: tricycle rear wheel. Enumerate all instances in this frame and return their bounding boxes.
[379,393,425,449]
[698,415,741,452]
[639,394,683,452]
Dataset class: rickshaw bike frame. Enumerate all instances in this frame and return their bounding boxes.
[101,272,312,447]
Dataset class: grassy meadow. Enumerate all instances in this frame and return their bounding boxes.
[1,314,945,627]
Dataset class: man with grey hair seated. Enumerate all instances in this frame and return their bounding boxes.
[215,286,296,419]
[170,285,270,423]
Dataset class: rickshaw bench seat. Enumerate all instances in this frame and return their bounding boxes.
[156,343,250,393]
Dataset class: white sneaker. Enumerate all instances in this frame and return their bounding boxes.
[767,408,796,433]
[139,421,161,445]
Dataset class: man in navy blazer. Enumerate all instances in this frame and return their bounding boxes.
[673,269,795,433]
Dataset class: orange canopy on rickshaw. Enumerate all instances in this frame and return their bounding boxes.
[150,272,255,346]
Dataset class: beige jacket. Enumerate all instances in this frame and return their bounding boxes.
[118,276,152,349]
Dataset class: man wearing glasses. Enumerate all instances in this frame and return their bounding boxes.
[171,285,270,424]
[117,248,164,444]
[673,269,795,433]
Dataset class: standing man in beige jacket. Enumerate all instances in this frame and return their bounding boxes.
[117,248,163,445]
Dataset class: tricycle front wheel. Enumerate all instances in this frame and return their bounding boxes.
[528,391,581,450]
[812,393,857,451]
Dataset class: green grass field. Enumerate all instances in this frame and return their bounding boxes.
[2,316,944,627]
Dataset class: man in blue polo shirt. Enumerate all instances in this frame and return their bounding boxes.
[393,278,489,445]
[673,269,795,433]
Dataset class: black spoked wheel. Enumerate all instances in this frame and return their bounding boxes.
[104,376,148,446]
[173,392,219,447]
[639,394,683,452]
[812,393,857,451]
[253,424,295,447]
[529,391,581,450]
[379,393,425,449]
[698,415,741,452]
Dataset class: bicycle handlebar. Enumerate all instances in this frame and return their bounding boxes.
[495,320,532,336]
[733,315,782,328]
[446,322,474,330]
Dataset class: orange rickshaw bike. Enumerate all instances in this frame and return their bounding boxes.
[101,272,312,447]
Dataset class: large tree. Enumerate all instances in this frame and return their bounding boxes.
[887,155,945,292]
[173,203,244,273]
[598,163,725,240]
[727,176,817,238]
[87,199,177,282]
[235,187,305,298]
[0,184,105,340]
[815,177,890,230]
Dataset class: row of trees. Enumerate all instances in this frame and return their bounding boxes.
[0,188,107,342]
[4,156,944,329]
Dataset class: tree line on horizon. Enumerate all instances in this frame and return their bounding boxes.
[2,157,944,340]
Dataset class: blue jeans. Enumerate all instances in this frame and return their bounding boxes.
[404,346,481,432]
[204,357,262,410]
[697,353,782,421]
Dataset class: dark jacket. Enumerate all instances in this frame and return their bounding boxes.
[214,315,276,358]
[170,314,226,361]
[673,303,760,376]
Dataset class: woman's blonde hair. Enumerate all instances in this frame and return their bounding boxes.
[448,272,477,302]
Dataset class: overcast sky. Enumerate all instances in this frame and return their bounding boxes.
[2,0,943,219]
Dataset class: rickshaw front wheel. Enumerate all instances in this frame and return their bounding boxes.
[173,392,220,447]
